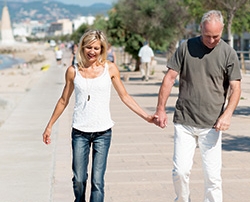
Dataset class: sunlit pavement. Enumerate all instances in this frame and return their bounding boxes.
[0,52,249,202]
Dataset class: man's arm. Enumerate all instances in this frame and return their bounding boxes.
[214,80,241,131]
[154,68,178,128]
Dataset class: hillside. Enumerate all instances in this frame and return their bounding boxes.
[0,1,112,23]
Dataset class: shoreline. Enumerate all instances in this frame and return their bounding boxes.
[0,54,24,71]
[0,42,55,127]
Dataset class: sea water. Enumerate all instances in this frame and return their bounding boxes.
[0,54,24,70]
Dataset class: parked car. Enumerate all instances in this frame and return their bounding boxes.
[49,40,56,47]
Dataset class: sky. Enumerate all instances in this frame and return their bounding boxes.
[55,0,118,6]
[13,0,118,7]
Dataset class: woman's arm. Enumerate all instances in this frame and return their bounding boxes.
[42,66,75,144]
[108,62,153,123]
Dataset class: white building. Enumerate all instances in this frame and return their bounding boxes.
[13,20,48,38]
[72,16,95,31]
[57,19,72,35]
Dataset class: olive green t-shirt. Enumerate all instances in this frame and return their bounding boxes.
[167,36,241,128]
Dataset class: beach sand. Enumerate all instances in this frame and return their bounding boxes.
[0,42,56,126]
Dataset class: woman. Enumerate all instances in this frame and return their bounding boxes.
[106,43,116,63]
[70,43,78,66]
[42,30,154,202]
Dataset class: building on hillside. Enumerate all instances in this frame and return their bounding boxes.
[13,20,48,40]
[48,19,72,36]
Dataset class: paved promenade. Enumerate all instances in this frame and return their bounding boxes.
[0,51,249,202]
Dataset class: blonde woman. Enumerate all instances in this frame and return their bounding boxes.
[42,30,154,202]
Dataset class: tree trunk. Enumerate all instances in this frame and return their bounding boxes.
[166,39,178,62]
[135,58,140,71]
[226,10,234,47]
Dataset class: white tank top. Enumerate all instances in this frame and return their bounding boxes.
[72,63,114,132]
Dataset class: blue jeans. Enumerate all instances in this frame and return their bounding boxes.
[71,128,112,202]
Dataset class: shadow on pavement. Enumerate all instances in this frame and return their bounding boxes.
[233,106,250,116]
[131,93,178,98]
[222,133,250,152]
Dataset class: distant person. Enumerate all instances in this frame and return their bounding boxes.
[60,42,65,49]
[153,10,241,202]
[138,41,154,81]
[54,45,59,51]
[70,43,78,66]
[107,43,116,63]
[55,47,63,67]
[42,29,155,202]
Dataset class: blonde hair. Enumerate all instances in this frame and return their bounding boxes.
[76,30,108,67]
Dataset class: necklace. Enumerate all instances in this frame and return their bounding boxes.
[82,65,92,102]
[83,63,100,101]
[85,77,93,101]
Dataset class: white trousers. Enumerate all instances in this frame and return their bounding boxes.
[140,62,150,79]
[173,124,222,202]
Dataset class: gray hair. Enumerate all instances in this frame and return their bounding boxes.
[201,10,224,25]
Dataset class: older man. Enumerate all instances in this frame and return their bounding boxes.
[154,10,241,202]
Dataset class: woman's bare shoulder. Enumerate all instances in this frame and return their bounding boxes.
[65,65,76,79]
[107,61,120,79]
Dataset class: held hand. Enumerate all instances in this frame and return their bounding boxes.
[146,115,156,123]
[153,111,168,128]
[213,113,231,132]
[42,127,52,145]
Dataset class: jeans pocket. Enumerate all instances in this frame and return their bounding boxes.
[72,128,83,137]
[98,128,112,137]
